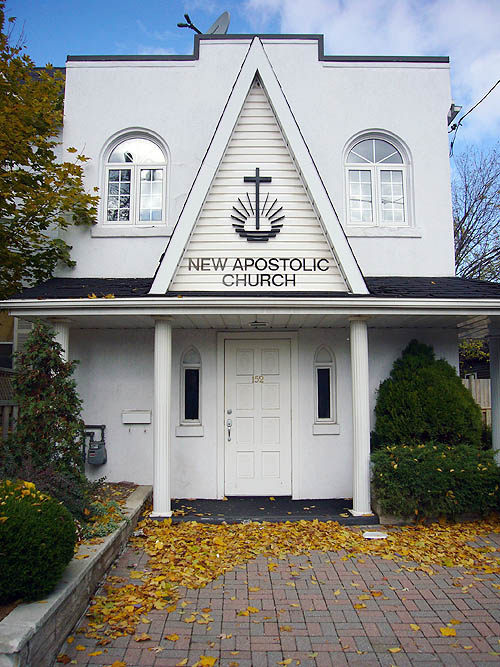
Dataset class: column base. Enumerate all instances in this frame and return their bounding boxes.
[349,508,374,517]
[149,511,173,519]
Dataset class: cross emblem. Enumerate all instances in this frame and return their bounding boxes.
[231,167,285,242]
[243,168,272,231]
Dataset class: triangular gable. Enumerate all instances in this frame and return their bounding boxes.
[150,37,367,295]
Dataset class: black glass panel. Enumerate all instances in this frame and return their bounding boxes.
[317,368,331,419]
[184,368,199,420]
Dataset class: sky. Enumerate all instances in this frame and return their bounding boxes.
[6,0,500,154]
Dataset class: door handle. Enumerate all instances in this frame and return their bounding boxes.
[226,418,232,441]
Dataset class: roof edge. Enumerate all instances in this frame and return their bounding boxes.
[67,34,449,64]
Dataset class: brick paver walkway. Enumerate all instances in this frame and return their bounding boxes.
[59,529,500,667]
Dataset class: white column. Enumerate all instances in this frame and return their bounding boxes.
[51,319,70,362]
[489,336,500,464]
[151,318,172,518]
[349,317,372,516]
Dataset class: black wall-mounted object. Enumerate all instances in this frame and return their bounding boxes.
[84,424,107,466]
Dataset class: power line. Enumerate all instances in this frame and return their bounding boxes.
[449,78,500,156]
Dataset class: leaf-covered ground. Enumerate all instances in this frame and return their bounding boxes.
[82,515,500,642]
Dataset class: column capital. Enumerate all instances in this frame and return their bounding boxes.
[349,316,369,323]
[154,316,172,322]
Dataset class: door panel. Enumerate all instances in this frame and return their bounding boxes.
[224,339,291,495]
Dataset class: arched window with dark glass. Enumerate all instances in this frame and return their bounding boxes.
[181,347,201,423]
[314,346,336,423]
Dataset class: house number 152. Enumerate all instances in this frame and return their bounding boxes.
[252,375,264,383]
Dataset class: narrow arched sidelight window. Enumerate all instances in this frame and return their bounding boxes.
[314,346,336,423]
[181,347,201,424]
[346,137,407,226]
[106,137,166,224]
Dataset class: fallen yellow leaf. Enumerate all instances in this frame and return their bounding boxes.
[388,647,402,653]
[194,657,217,667]
[440,627,456,637]
[410,624,420,631]
[165,634,179,641]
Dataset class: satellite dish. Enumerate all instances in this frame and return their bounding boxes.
[206,11,230,35]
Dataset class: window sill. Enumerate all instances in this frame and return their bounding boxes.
[175,424,204,437]
[345,226,422,238]
[313,423,340,435]
[92,225,173,238]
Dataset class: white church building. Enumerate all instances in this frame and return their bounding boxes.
[6,34,500,518]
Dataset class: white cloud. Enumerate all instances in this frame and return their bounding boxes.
[243,0,500,147]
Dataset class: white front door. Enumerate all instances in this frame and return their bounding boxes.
[224,339,292,495]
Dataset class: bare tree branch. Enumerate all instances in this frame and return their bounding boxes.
[453,146,500,281]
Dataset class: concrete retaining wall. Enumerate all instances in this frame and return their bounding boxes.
[0,485,152,667]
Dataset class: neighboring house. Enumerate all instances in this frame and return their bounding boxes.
[4,34,500,518]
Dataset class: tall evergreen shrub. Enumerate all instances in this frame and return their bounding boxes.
[374,340,482,448]
[0,320,90,517]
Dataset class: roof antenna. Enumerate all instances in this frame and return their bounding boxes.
[177,11,230,35]
[177,13,202,35]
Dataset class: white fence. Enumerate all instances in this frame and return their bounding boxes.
[462,378,491,426]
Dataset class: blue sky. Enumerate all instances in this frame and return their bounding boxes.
[7,0,500,152]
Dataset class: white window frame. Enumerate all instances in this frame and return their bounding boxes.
[313,346,338,435]
[344,134,412,231]
[105,163,166,226]
[179,346,202,427]
[94,131,171,237]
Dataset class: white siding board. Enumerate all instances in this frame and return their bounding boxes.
[171,80,347,293]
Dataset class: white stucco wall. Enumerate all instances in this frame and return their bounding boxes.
[59,37,455,283]
[69,325,458,499]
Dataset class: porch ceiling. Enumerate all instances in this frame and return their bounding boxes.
[11,312,500,332]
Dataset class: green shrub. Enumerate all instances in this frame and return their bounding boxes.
[0,320,93,519]
[0,480,76,602]
[371,442,500,519]
[374,340,482,448]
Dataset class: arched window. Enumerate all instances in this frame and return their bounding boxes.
[181,347,201,424]
[314,346,336,423]
[106,137,166,224]
[346,137,408,226]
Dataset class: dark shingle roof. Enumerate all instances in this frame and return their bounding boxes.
[7,276,500,300]
[365,276,500,298]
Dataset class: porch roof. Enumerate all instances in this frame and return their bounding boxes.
[9,275,500,301]
[5,276,500,333]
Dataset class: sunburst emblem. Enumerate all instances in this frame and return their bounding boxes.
[231,168,284,242]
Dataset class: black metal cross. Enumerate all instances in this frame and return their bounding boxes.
[244,168,271,230]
